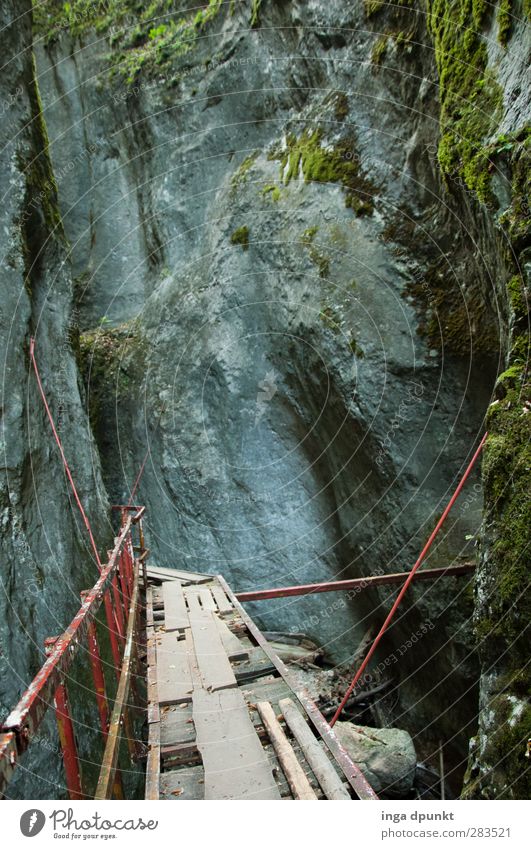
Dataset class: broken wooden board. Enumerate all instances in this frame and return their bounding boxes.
[279,698,350,800]
[160,703,196,747]
[211,584,233,616]
[147,564,213,583]
[162,580,189,633]
[160,765,205,800]
[156,632,193,706]
[189,610,237,692]
[215,616,249,661]
[257,701,317,800]
[193,688,281,800]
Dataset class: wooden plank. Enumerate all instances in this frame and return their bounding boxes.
[211,584,233,616]
[145,721,160,800]
[160,765,204,800]
[160,704,195,746]
[184,587,202,617]
[163,581,189,632]
[193,688,281,800]
[215,617,249,661]
[189,611,237,692]
[199,587,216,612]
[217,574,378,801]
[256,701,317,800]
[279,698,350,800]
[147,564,213,583]
[156,632,193,706]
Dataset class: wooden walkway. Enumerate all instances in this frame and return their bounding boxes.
[144,565,377,801]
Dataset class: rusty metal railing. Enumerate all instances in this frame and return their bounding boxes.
[0,506,148,800]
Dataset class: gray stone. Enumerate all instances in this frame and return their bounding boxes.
[334,722,417,797]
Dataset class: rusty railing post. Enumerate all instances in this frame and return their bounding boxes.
[45,638,83,800]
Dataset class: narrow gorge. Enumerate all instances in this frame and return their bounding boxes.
[0,0,529,801]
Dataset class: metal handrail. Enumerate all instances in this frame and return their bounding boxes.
[0,508,147,799]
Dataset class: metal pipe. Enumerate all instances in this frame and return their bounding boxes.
[235,563,475,602]
[330,433,488,727]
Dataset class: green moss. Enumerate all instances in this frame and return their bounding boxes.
[262,184,281,201]
[334,92,349,121]
[34,0,229,83]
[300,226,318,245]
[349,336,365,357]
[230,225,249,250]
[230,152,259,195]
[371,34,389,65]
[270,130,375,212]
[499,129,531,250]
[250,0,262,28]
[497,0,512,45]
[364,0,385,16]
[78,320,147,435]
[427,0,503,203]
[319,305,341,332]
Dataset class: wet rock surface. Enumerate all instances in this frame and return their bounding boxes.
[334,721,417,797]
[0,1,528,798]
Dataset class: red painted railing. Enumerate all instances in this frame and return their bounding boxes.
[0,506,148,800]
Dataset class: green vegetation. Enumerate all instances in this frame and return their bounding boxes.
[262,184,281,201]
[78,320,147,434]
[334,92,349,121]
[230,152,259,195]
[349,336,365,357]
[427,0,504,203]
[371,34,389,65]
[250,0,262,28]
[269,130,375,214]
[33,0,262,83]
[230,225,249,250]
[300,227,330,278]
[497,0,512,45]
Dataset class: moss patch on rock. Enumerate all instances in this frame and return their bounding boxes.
[269,130,375,213]
[427,0,504,203]
[230,225,249,250]
[78,319,147,436]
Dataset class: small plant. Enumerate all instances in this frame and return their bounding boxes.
[230,225,249,250]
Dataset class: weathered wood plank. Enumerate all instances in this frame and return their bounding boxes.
[189,611,237,692]
[160,765,204,800]
[184,587,202,617]
[145,720,160,800]
[193,688,281,799]
[279,698,350,800]
[156,633,193,705]
[215,617,249,661]
[147,564,213,583]
[211,584,233,616]
[199,587,216,611]
[163,581,189,632]
[256,701,317,800]
[160,704,195,746]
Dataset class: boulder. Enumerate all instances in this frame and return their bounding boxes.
[334,723,416,797]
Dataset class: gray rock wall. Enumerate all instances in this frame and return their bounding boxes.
[0,0,110,797]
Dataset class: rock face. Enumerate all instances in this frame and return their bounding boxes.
[0,1,528,798]
[334,722,417,797]
[0,0,110,798]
